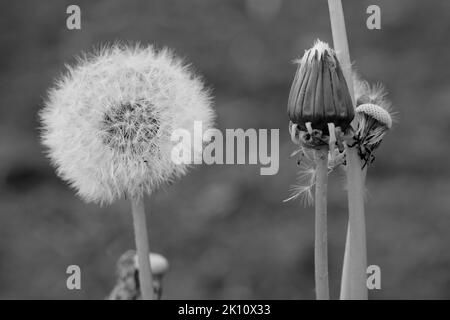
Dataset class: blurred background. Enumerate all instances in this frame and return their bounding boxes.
[1,0,450,299]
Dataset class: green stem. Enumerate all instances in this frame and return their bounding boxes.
[340,168,367,299]
[340,222,351,298]
[342,149,367,299]
[328,0,368,300]
[131,196,154,300]
[314,148,329,300]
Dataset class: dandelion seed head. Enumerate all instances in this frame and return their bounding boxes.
[351,73,396,167]
[40,44,215,204]
[352,72,395,140]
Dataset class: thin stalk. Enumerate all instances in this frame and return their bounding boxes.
[340,168,367,298]
[340,222,351,298]
[314,148,329,300]
[341,150,367,300]
[328,0,368,300]
[131,196,154,300]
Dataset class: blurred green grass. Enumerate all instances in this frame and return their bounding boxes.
[1,0,450,299]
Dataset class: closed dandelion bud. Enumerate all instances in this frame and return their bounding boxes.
[288,40,354,133]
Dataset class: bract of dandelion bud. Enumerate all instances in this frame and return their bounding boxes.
[287,41,354,133]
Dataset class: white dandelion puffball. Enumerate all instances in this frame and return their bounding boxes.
[40,44,214,204]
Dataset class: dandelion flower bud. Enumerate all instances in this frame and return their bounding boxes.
[40,44,214,204]
[288,40,354,133]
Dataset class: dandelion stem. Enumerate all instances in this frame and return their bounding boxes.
[340,149,367,300]
[314,148,329,300]
[131,196,154,300]
[340,168,367,299]
[340,222,351,297]
[328,0,368,300]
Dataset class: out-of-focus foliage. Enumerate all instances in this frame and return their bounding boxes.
[1,0,450,299]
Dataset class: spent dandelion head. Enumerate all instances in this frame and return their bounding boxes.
[351,74,394,168]
[40,44,215,204]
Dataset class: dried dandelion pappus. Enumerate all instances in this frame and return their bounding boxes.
[286,40,354,300]
[40,44,214,299]
[41,44,214,204]
[352,76,394,168]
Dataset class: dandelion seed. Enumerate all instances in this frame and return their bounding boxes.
[284,146,344,206]
[284,148,317,205]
